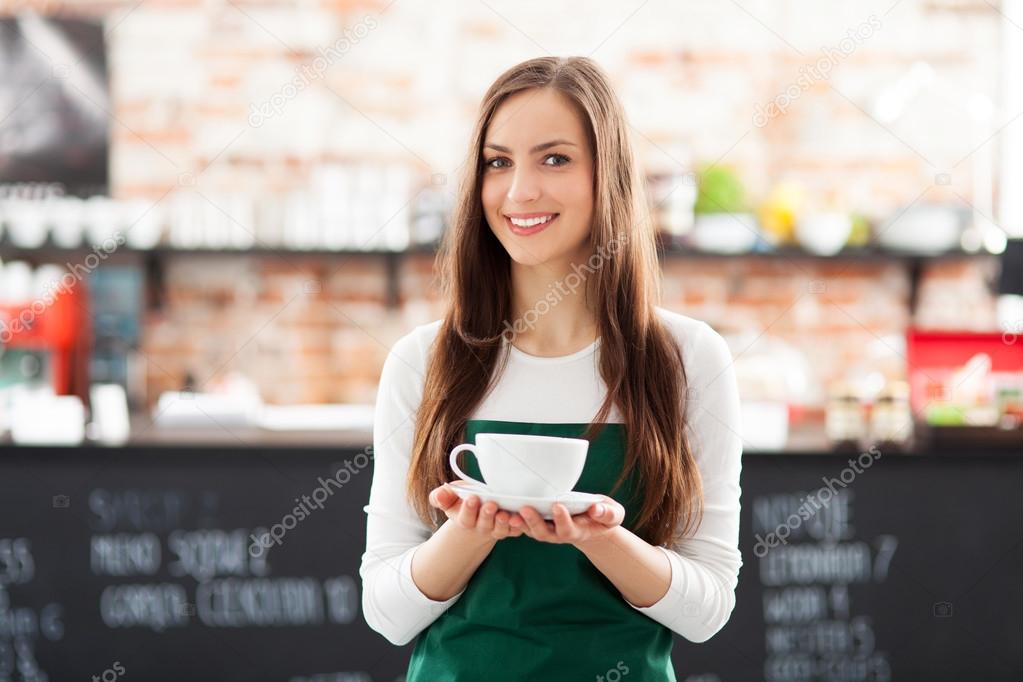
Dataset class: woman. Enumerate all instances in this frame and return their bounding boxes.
[360,56,743,681]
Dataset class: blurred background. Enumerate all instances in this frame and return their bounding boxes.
[3,2,1023,680]
[3,0,1023,452]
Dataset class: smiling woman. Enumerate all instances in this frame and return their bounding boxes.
[482,88,594,267]
[360,56,743,681]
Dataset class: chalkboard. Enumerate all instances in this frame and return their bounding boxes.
[672,451,1023,682]
[0,446,1020,681]
[0,447,392,682]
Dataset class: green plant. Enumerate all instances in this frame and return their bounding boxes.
[693,165,747,214]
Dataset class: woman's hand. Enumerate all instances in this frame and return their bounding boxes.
[510,496,625,547]
[428,481,526,541]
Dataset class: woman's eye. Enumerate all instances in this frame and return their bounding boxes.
[485,154,569,170]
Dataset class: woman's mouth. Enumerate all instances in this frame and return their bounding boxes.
[505,213,559,236]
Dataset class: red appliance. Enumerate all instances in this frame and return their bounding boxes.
[905,328,1023,415]
[0,276,92,400]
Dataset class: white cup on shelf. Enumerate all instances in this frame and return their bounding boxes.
[5,199,48,248]
[84,196,119,246]
[49,197,86,248]
[122,198,164,250]
[0,260,34,304]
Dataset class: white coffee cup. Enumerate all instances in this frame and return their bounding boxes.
[449,433,588,498]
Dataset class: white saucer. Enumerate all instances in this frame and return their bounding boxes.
[448,481,604,520]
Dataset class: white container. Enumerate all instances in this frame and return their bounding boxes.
[84,196,119,246]
[690,213,759,254]
[122,198,164,250]
[152,391,262,428]
[0,260,34,304]
[11,389,86,446]
[796,212,852,256]
[32,264,66,301]
[878,205,960,253]
[49,197,85,248]
[740,400,790,451]
[87,384,131,445]
[5,199,48,248]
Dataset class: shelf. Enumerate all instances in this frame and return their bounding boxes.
[1,235,996,312]
[0,235,994,261]
[0,237,440,259]
[657,245,990,261]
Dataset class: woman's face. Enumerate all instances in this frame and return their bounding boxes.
[481,87,595,269]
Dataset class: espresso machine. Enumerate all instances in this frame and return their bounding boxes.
[0,269,92,402]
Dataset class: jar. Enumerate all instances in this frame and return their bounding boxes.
[825,381,866,452]
[870,381,914,452]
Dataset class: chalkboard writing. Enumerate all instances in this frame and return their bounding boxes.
[1,447,1020,680]
[673,452,1022,681]
[0,448,398,682]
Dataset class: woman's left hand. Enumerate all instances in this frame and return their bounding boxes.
[509,496,625,547]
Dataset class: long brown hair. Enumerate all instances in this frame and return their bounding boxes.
[406,56,702,548]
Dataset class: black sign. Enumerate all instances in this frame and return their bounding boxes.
[0,446,1020,680]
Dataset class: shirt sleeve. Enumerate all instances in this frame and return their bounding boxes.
[626,321,744,643]
[359,326,468,646]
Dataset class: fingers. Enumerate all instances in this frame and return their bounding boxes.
[435,488,522,540]
[553,504,578,542]
[476,499,498,533]
[456,494,480,529]
[518,506,556,541]
[588,499,624,526]
[429,484,455,512]
[492,509,512,537]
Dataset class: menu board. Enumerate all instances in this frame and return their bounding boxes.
[0,446,1020,681]
[672,452,1023,681]
[0,447,399,682]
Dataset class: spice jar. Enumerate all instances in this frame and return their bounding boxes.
[870,380,914,452]
[825,381,866,452]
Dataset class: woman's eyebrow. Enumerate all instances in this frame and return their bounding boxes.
[483,139,578,153]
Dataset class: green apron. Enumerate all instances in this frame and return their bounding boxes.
[406,419,677,681]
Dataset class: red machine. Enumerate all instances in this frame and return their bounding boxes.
[906,328,1023,416]
[0,276,92,400]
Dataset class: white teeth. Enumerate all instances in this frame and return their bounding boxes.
[509,214,555,227]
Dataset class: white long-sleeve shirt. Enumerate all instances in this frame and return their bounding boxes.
[359,305,743,646]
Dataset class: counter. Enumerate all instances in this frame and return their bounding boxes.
[4,414,1021,455]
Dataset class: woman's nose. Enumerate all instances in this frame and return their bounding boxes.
[506,165,541,203]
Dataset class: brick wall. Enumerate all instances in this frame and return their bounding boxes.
[8,0,1006,407]
[139,251,998,408]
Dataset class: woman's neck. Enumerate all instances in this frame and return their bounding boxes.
[508,260,599,357]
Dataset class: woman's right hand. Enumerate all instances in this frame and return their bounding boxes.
[428,481,526,541]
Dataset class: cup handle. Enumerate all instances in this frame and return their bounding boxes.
[449,444,487,487]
